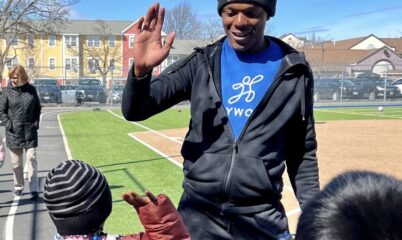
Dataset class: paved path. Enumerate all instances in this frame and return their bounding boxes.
[0,107,72,240]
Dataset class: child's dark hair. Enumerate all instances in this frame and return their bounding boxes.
[296,171,402,240]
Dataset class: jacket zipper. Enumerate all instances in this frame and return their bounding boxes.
[223,143,238,194]
[202,50,238,198]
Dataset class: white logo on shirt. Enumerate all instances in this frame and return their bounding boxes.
[228,75,264,104]
[225,107,253,117]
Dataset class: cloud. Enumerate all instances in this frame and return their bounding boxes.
[295,27,330,35]
[67,7,87,20]
[343,5,402,18]
[290,5,402,40]
[324,12,402,40]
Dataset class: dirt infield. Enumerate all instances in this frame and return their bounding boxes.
[132,119,402,233]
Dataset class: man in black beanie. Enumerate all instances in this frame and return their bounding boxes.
[122,1,319,239]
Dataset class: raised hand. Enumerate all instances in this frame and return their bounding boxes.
[122,190,158,208]
[133,3,175,77]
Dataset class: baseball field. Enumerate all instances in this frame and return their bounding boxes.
[59,105,402,235]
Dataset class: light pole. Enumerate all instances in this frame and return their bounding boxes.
[384,64,388,102]
[108,62,114,106]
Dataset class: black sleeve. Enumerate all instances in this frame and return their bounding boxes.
[121,53,196,121]
[0,90,11,128]
[286,69,320,209]
[32,87,41,127]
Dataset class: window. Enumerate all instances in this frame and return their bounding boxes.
[72,59,78,72]
[28,58,35,70]
[6,57,18,68]
[27,34,34,47]
[65,35,77,47]
[6,35,18,46]
[49,58,56,70]
[65,58,71,70]
[129,58,134,70]
[367,44,375,50]
[109,36,116,47]
[109,59,115,71]
[65,58,78,71]
[88,58,99,73]
[88,36,100,48]
[6,58,13,68]
[49,35,56,47]
[129,36,135,48]
[167,55,179,66]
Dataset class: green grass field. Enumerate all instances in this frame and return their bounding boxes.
[59,105,402,234]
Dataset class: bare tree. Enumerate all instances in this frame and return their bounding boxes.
[68,20,121,85]
[265,20,276,36]
[163,1,201,39]
[0,0,79,82]
[20,39,41,79]
[201,18,224,43]
[305,34,334,74]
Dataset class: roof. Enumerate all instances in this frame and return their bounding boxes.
[169,39,211,55]
[60,20,134,35]
[279,33,301,40]
[318,36,366,50]
[299,34,402,67]
[382,38,402,54]
[300,48,376,66]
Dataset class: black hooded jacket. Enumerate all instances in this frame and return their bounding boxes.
[0,83,41,148]
[122,36,319,216]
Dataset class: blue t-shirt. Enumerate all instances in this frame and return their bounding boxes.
[221,39,283,140]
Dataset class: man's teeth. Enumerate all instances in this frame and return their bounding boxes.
[234,32,250,37]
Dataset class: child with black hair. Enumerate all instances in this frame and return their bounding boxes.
[296,170,402,240]
[43,160,190,240]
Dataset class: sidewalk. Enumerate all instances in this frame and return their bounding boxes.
[0,108,70,240]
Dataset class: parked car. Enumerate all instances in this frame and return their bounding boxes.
[109,85,124,103]
[60,84,77,104]
[76,78,107,104]
[34,79,59,86]
[313,78,363,101]
[352,78,400,100]
[33,79,62,104]
[391,78,402,94]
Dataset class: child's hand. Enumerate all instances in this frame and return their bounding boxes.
[122,190,158,208]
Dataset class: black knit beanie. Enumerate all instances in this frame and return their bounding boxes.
[217,0,277,17]
[43,160,112,236]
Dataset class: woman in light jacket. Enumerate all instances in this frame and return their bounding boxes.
[0,65,41,199]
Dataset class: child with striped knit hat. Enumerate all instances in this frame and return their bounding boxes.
[43,160,190,240]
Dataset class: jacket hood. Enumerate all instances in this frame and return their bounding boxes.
[198,35,309,69]
[197,35,312,121]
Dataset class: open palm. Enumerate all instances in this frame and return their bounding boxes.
[133,3,175,77]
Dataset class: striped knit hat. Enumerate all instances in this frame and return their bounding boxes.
[43,160,112,235]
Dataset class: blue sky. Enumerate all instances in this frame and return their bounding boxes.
[69,0,402,40]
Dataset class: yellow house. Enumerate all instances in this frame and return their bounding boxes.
[1,20,131,86]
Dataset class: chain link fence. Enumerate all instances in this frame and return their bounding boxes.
[2,64,402,106]
[312,64,402,103]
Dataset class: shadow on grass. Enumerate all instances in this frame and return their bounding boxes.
[95,155,182,168]
[103,168,147,192]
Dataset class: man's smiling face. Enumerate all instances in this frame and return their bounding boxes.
[221,3,268,53]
